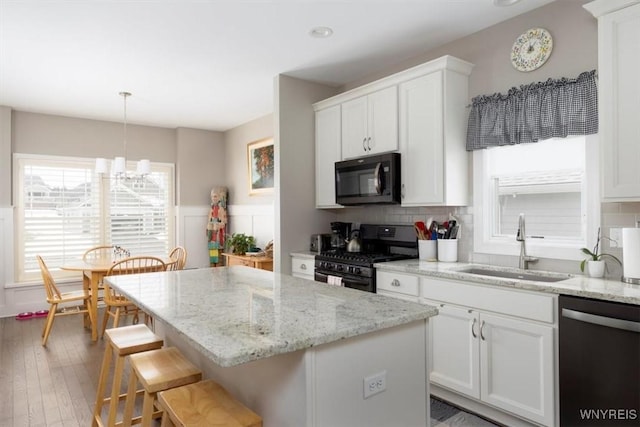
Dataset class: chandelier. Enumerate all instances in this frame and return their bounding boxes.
[95,91,150,178]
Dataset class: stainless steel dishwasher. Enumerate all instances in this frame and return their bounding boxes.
[559,294,640,426]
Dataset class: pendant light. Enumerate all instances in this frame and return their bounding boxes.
[95,91,151,178]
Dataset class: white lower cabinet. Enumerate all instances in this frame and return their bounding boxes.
[426,302,480,398]
[291,255,315,280]
[422,278,556,427]
[376,270,420,302]
[479,312,554,427]
[375,269,556,427]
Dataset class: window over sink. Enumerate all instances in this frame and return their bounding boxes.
[473,135,600,261]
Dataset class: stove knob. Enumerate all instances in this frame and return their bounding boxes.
[327,264,333,270]
[347,266,354,274]
[319,262,325,268]
[336,265,344,272]
[354,267,362,275]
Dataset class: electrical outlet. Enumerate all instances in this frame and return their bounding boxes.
[363,370,387,399]
[610,228,621,248]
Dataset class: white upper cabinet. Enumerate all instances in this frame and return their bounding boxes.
[585,0,640,200]
[313,55,473,208]
[341,86,398,159]
[399,64,471,206]
[315,105,343,208]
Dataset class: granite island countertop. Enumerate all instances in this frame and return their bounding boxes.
[375,260,640,305]
[105,266,437,367]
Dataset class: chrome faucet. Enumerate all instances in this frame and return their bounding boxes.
[516,213,538,270]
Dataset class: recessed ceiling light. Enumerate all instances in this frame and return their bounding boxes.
[309,26,333,38]
[493,0,522,6]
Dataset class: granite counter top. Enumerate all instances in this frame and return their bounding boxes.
[105,266,437,367]
[374,260,640,305]
[289,251,317,259]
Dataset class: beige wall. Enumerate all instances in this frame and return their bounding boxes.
[344,0,596,100]
[223,114,273,205]
[176,127,225,206]
[274,75,339,273]
[0,107,11,207]
[13,111,176,162]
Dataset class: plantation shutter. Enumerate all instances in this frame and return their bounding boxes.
[107,171,171,257]
[17,157,102,280]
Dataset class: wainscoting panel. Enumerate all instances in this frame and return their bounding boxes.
[177,205,210,269]
[177,204,275,269]
[227,204,275,250]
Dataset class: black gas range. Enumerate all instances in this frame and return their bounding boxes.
[314,224,418,293]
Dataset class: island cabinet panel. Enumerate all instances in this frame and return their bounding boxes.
[306,320,428,427]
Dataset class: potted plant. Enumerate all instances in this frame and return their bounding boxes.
[580,227,621,278]
[226,233,256,255]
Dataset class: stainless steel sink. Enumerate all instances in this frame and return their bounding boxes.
[455,266,571,283]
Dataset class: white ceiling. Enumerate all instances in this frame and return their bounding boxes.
[0,0,555,131]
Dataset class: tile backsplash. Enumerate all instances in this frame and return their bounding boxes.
[332,202,640,280]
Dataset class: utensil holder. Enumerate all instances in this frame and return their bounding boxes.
[418,240,437,261]
[437,239,458,262]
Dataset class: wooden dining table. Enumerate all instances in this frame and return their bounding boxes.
[61,256,176,341]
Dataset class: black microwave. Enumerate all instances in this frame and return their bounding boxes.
[335,153,401,206]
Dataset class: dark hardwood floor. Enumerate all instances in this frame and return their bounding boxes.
[0,311,136,427]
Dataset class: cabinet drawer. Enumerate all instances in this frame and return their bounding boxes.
[292,257,314,276]
[421,277,555,323]
[377,271,419,297]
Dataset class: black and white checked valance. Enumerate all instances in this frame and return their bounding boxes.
[466,70,598,151]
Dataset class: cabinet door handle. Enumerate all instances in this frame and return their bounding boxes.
[367,137,372,151]
[363,137,367,151]
[480,320,486,341]
[471,317,477,338]
[401,184,405,198]
[391,279,400,287]
[300,264,307,270]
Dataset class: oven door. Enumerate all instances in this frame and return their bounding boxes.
[314,271,374,293]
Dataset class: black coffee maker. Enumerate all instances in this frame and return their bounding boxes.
[330,222,352,249]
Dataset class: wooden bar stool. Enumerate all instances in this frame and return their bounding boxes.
[157,379,262,427]
[122,347,202,427]
[92,324,164,427]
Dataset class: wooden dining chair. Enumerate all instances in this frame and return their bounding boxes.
[101,256,166,338]
[37,255,93,346]
[168,246,187,271]
[82,245,114,261]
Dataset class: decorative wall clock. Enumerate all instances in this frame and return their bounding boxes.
[511,28,553,72]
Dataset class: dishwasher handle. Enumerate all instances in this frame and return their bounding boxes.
[562,308,640,333]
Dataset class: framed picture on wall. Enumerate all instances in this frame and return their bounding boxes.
[247,137,274,195]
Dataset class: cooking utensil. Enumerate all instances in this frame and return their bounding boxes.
[426,217,433,232]
[414,224,425,240]
[449,224,459,239]
[414,221,427,240]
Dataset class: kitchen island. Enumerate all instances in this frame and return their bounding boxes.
[105,266,437,427]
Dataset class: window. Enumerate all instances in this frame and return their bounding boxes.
[14,154,174,282]
[473,135,600,261]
